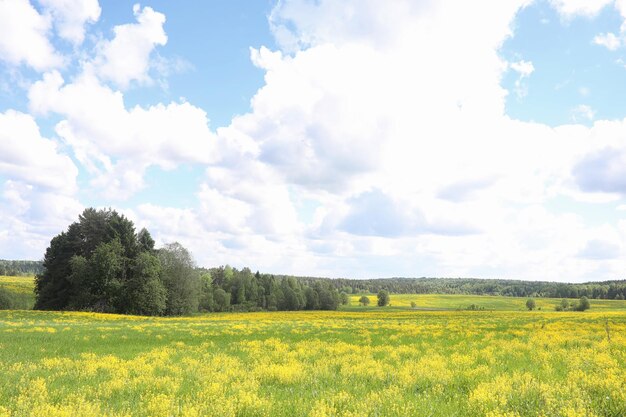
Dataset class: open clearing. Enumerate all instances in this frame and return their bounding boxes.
[1,306,625,417]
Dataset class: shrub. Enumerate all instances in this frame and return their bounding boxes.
[377,290,390,307]
[0,287,12,309]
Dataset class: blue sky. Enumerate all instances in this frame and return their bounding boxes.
[2,0,626,281]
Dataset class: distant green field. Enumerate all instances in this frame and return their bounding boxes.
[349,293,626,311]
[0,275,35,309]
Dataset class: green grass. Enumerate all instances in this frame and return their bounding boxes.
[348,293,626,311]
[0,275,35,309]
[0,309,624,416]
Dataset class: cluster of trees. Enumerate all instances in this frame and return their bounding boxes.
[525,297,591,311]
[35,208,343,316]
[198,266,342,312]
[555,296,590,311]
[0,260,43,276]
[314,277,626,300]
[35,209,201,316]
[357,290,389,307]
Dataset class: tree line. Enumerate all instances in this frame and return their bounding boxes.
[0,260,43,276]
[311,277,626,300]
[34,208,341,316]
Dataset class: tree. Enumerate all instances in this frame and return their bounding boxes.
[410,301,417,309]
[526,298,536,311]
[576,296,590,311]
[339,291,350,305]
[137,228,155,252]
[124,251,166,316]
[359,295,370,306]
[213,288,230,312]
[198,272,215,312]
[158,242,201,315]
[377,290,390,307]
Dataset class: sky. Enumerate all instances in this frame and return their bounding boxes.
[2,0,626,282]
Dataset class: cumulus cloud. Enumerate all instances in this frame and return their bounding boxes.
[38,0,101,44]
[577,239,621,259]
[0,110,82,259]
[91,4,167,88]
[0,0,62,70]
[573,147,626,194]
[0,110,77,193]
[28,71,217,199]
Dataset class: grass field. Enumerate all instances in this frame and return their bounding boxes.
[349,293,626,311]
[1,308,625,417]
[0,275,35,309]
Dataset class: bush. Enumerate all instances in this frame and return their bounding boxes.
[0,287,12,309]
[377,290,390,307]
[575,296,590,311]
[359,295,370,306]
[526,299,536,311]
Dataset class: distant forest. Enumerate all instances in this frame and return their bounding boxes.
[312,277,626,300]
[0,260,43,276]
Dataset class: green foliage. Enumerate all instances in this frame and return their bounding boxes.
[377,290,390,307]
[213,288,231,312]
[0,287,12,309]
[339,291,350,305]
[34,208,203,316]
[576,296,591,311]
[526,298,536,311]
[410,301,417,308]
[359,295,371,306]
[124,252,166,316]
[158,242,201,316]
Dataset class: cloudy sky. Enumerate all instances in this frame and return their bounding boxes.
[2,0,626,281]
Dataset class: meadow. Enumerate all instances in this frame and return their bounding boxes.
[0,276,35,310]
[349,293,626,311]
[1,302,625,416]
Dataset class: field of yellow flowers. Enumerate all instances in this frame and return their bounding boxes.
[1,308,625,417]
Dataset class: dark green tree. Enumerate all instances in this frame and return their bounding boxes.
[526,298,536,311]
[124,251,166,316]
[359,295,370,306]
[377,290,390,307]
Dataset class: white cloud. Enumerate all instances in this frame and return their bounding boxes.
[509,60,535,98]
[0,110,82,259]
[549,0,613,18]
[510,60,535,77]
[192,0,626,280]
[0,0,62,70]
[28,71,218,199]
[38,0,101,44]
[0,110,77,193]
[577,239,621,259]
[594,32,622,50]
[91,4,167,88]
[571,104,596,122]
